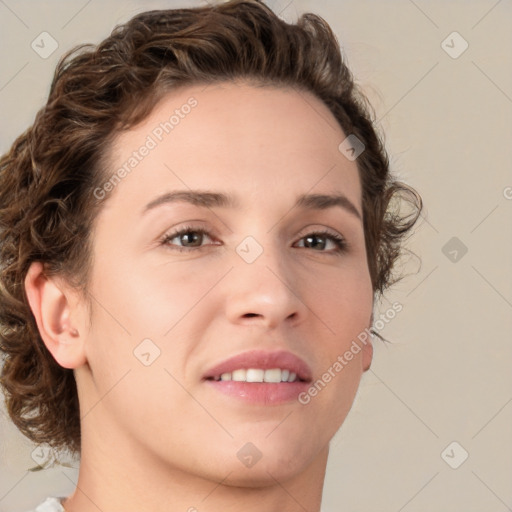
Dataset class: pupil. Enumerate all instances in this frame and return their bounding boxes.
[182,232,202,247]
[305,235,325,250]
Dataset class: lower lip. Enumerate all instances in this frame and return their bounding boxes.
[204,380,310,405]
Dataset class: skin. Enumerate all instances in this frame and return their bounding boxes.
[25,81,374,512]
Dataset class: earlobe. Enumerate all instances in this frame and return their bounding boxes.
[24,261,87,369]
[362,338,373,372]
[362,313,374,372]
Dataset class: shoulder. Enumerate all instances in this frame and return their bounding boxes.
[24,497,66,512]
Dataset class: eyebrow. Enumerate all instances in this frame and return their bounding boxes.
[143,190,362,219]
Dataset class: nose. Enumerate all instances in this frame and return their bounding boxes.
[224,242,307,330]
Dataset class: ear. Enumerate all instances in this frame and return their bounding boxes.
[24,261,87,369]
[362,313,374,372]
[362,338,373,372]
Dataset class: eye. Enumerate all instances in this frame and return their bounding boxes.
[159,226,347,254]
[295,230,347,253]
[160,225,217,252]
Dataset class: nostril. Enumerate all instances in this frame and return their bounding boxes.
[243,313,259,318]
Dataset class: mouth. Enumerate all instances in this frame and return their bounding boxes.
[202,349,312,405]
[205,368,307,383]
[202,349,312,383]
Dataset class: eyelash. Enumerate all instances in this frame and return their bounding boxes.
[159,224,348,254]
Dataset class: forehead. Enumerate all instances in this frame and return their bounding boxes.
[103,81,361,210]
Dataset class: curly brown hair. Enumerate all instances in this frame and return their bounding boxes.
[0,0,421,458]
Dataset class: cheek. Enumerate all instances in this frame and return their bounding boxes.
[83,258,226,399]
[128,264,228,345]
[82,301,191,425]
[310,261,373,334]
[304,261,373,402]
[89,244,222,338]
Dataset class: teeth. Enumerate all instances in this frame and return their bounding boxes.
[263,368,281,383]
[232,369,246,382]
[215,368,299,383]
[246,369,264,382]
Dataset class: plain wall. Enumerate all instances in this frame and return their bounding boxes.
[0,1,511,511]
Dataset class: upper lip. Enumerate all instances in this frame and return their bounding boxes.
[203,349,313,382]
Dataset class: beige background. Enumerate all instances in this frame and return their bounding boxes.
[1,1,511,511]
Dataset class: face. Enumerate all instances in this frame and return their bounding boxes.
[75,81,373,484]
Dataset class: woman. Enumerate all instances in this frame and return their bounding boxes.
[0,1,421,511]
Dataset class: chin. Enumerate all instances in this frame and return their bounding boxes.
[220,456,315,488]
[215,437,324,486]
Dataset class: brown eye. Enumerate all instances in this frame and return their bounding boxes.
[175,231,204,247]
[161,227,215,251]
[295,230,347,253]
[303,234,328,250]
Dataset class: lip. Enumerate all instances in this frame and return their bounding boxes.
[202,350,313,405]
[202,349,313,382]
